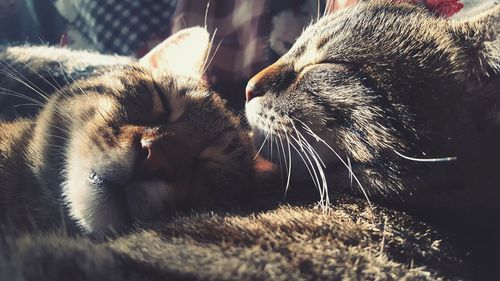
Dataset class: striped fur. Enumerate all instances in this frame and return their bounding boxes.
[0,27,255,235]
[245,1,500,226]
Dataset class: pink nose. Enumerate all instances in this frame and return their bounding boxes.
[245,82,259,102]
[140,140,173,177]
[139,133,196,181]
[245,63,281,102]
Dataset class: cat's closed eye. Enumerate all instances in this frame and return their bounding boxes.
[245,1,500,219]
[0,27,255,235]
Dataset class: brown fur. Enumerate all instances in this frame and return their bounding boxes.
[245,0,500,230]
[244,2,500,277]
[0,6,496,280]
[0,195,467,281]
[0,28,255,235]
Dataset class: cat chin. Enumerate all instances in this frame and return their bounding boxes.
[125,181,176,222]
[247,97,343,182]
[251,127,341,183]
[63,150,177,234]
[63,174,180,234]
[245,98,264,130]
[62,179,130,234]
[245,98,295,136]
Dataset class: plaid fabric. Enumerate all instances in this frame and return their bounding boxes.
[169,0,325,108]
[170,0,324,85]
[171,0,270,84]
[57,0,178,55]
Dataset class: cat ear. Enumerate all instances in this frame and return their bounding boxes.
[325,0,358,14]
[450,5,500,82]
[140,27,210,78]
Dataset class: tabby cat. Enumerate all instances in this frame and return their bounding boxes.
[0,27,255,235]
[245,1,500,226]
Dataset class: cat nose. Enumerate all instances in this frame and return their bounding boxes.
[246,71,267,102]
[245,63,281,102]
[139,140,175,179]
[245,82,261,102]
[138,134,195,181]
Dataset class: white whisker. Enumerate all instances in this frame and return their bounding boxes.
[0,60,52,102]
[274,138,285,185]
[393,149,457,162]
[0,61,74,125]
[17,59,70,101]
[347,156,353,187]
[283,132,294,196]
[289,134,321,193]
[295,131,330,206]
[294,117,373,209]
[204,1,211,30]
[254,131,270,160]
[0,88,45,105]
[202,30,222,77]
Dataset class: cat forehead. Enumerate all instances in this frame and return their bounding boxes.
[76,64,210,121]
[286,3,440,70]
[90,64,200,94]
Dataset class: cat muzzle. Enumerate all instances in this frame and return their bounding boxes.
[246,63,283,102]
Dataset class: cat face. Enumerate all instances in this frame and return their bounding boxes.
[40,28,254,233]
[245,2,500,197]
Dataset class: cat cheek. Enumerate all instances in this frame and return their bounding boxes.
[245,98,264,128]
[125,181,173,221]
[125,181,192,221]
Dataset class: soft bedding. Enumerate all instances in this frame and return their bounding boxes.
[1,193,468,281]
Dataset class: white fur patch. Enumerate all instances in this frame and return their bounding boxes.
[63,128,135,232]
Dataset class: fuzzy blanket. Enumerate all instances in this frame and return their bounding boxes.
[0,193,470,281]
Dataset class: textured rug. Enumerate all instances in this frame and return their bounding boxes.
[0,193,467,281]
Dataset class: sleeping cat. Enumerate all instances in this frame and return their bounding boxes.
[245,1,500,226]
[0,27,255,235]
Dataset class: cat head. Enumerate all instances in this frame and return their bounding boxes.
[245,1,500,196]
[39,27,254,234]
